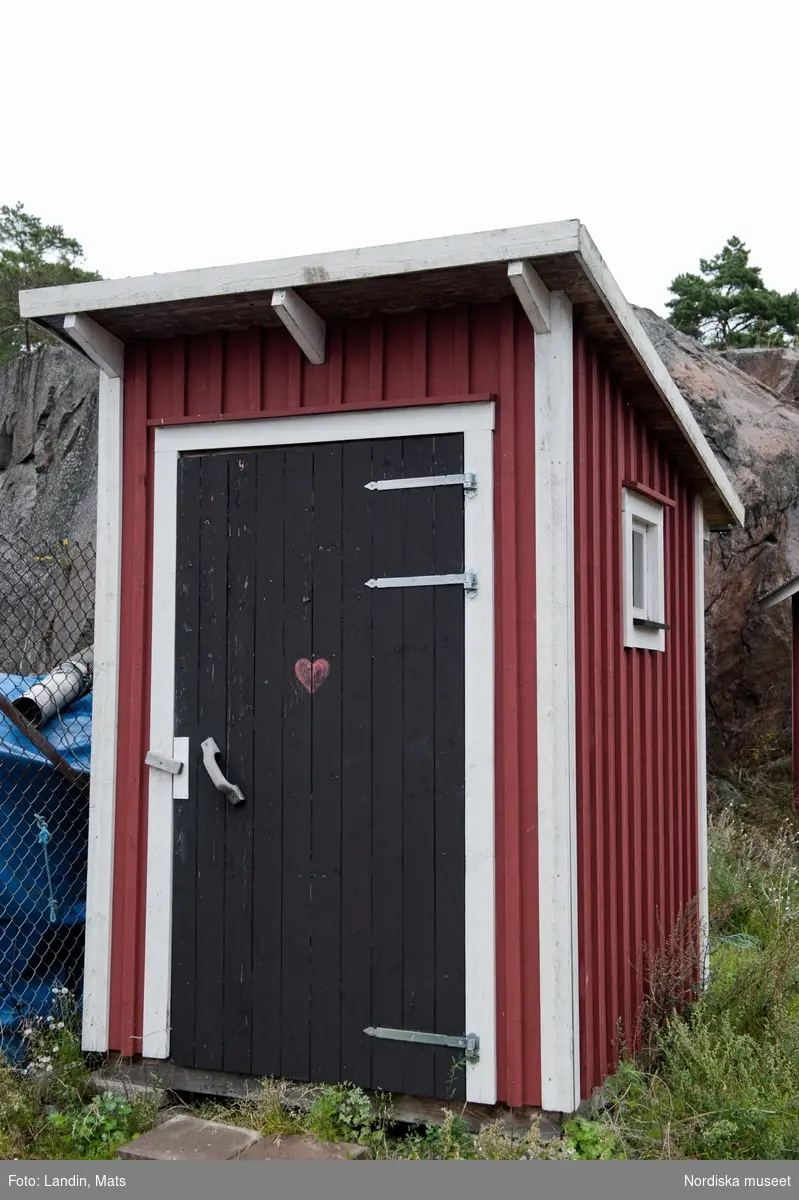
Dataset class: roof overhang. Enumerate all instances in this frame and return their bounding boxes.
[18,219,744,528]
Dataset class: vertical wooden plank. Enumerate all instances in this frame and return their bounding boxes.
[193,452,229,1069]
[170,455,201,1067]
[412,311,427,397]
[369,437,405,1091]
[453,306,470,394]
[497,302,523,1106]
[222,332,247,414]
[399,435,437,1099]
[369,315,384,403]
[111,340,149,1054]
[327,322,344,407]
[223,451,257,1074]
[208,332,224,413]
[247,329,262,413]
[431,433,467,1101]
[309,443,344,1083]
[287,344,303,410]
[664,462,676,935]
[653,453,667,944]
[251,448,286,1076]
[341,320,371,409]
[599,365,619,1074]
[613,383,632,1047]
[573,329,592,1095]
[172,337,186,418]
[280,445,314,1081]
[589,348,607,1082]
[340,440,375,1087]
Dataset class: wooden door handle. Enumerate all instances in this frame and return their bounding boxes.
[200,737,244,805]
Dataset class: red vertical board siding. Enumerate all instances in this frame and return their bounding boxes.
[573,323,699,1098]
[109,302,542,1105]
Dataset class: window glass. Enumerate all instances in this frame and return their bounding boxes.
[632,525,646,611]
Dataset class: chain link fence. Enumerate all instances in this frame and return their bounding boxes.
[0,534,95,1059]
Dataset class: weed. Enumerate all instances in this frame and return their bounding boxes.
[403,1109,477,1160]
[307,1083,377,1146]
[563,1115,623,1159]
[475,1117,574,1160]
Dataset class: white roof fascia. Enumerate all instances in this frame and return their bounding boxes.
[18,220,581,320]
[576,226,744,529]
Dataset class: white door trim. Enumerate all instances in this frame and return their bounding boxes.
[142,402,497,1103]
[82,370,123,1052]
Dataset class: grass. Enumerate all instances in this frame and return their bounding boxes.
[0,992,160,1160]
[2,761,796,1161]
[582,764,799,1160]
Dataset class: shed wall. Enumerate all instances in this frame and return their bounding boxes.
[573,322,699,1099]
[109,300,542,1106]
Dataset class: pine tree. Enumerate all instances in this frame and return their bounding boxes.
[0,202,101,365]
[666,237,799,349]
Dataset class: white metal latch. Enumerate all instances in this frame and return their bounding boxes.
[145,750,184,776]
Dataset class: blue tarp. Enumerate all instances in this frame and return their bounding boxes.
[0,675,91,1057]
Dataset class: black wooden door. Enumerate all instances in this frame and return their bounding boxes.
[171,434,467,1099]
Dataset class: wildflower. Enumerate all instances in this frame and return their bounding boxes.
[56,1022,64,1029]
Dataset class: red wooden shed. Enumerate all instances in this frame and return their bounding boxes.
[20,222,744,1114]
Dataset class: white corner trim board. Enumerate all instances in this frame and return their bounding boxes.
[271,287,326,365]
[82,371,123,1052]
[534,289,580,1112]
[142,402,497,1103]
[63,313,124,380]
[508,260,551,335]
[694,495,709,984]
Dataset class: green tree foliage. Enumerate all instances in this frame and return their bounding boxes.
[667,236,799,349]
[0,202,101,366]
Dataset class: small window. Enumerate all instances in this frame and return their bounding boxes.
[622,488,666,651]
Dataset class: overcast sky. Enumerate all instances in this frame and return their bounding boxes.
[4,0,796,316]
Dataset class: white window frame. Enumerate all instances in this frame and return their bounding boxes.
[141,401,497,1104]
[622,488,666,651]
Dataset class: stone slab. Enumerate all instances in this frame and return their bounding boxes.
[116,1113,261,1161]
[238,1134,370,1160]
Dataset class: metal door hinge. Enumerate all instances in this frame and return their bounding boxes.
[365,472,477,494]
[364,1026,480,1062]
[365,570,478,594]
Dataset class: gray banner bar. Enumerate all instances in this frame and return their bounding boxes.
[1,1161,795,1200]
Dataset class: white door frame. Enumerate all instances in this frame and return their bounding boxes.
[142,401,497,1103]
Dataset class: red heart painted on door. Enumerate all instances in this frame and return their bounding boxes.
[294,658,330,694]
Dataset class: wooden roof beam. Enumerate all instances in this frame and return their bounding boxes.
[508,259,551,334]
[271,287,326,365]
[63,312,124,379]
